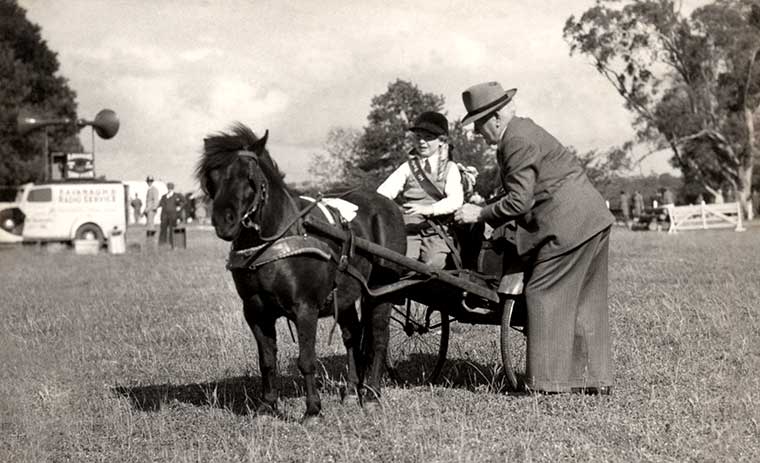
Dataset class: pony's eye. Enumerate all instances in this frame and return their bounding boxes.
[206,170,222,196]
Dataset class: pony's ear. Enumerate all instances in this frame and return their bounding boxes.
[250,130,269,153]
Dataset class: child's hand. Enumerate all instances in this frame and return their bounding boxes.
[404,204,434,216]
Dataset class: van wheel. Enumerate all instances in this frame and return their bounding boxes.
[75,223,104,244]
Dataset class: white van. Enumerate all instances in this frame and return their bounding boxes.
[2,180,128,244]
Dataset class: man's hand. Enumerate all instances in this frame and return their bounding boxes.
[454,203,483,224]
[404,204,434,216]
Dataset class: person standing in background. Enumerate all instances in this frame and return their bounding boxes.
[632,190,645,218]
[130,193,143,224]
[158,182,183,247]
[619,190,631,229]
[145,176,160,236]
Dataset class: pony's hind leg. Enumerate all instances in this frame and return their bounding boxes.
[337,298,362,401]
[246,310,279,415]
[360,298,392,407]
[295,309,322,421]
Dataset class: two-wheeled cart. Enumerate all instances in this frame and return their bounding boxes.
[303,218,527,390]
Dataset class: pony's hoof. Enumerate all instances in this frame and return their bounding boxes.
[362,400,383,415]
[255,403,278,417]
[340,385,360,404]
[301,414,321,427]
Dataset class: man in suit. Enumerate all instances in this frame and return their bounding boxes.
[454,81,614,395]
[130,193,143,225]
[145,176,160,237]
[158,182,183,247]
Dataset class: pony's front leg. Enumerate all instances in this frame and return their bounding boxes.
[247,313,279,415]
[295,309,321,422]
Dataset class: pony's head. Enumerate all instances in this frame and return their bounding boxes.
[196,123,283,241]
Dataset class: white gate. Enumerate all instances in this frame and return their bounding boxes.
[666,202,745,233]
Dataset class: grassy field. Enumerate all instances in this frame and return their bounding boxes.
[1,226,759,462]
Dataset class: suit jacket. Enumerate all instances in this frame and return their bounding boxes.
[146,185,160,212]
[159,193,183,221]
[480,116,613,261]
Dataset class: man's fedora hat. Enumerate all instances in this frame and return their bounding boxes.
[461,82,517,125]
[146,175,154,182]
[409,111,449,137]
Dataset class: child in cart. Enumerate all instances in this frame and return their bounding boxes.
[377,111,465,269]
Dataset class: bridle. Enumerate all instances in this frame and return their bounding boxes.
[236,150,268,230]
[233,149,314,242]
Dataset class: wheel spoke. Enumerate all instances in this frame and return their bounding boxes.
[387,301,449,384]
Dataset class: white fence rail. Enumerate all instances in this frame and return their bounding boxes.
[666,202,745,233]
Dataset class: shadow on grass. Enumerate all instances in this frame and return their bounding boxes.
[387,354,528,395]
[113,354,352,416]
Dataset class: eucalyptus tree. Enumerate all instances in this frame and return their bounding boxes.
[565,0,760,207]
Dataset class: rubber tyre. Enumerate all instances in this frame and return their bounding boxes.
[386,300,449,385]
[500,297,527,391]
[75,223,104,245]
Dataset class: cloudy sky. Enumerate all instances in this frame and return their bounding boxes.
[20,0,698,191]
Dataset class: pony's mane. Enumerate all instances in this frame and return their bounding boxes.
[195,122,286,194]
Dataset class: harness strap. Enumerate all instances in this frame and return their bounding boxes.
[427,218,462,269]
[227,235,332,270]
[337,216,354,271]
[408,157,446,201]
[327,287,339,346]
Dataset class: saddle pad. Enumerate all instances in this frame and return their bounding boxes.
[300,196,359,223]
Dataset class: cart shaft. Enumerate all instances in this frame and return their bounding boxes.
[303,218,500,304]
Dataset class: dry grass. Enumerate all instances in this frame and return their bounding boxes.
[1,226,759,462]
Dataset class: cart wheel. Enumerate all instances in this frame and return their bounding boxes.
[500,297,527,391]
[387,300,449,384]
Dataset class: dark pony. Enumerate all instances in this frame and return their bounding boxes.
[196,123,406,422]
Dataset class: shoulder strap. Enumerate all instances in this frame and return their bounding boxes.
[408,158,445,201]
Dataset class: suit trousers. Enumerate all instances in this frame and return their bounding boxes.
[146,210,157,232]
[158,216,176,246]
[523,226,612,392]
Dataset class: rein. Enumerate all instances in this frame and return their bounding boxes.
[237,150,269,231]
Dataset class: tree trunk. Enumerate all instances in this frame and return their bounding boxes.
[737,164,754,219]
[704,184,721,200]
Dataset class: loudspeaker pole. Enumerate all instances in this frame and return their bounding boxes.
[42,127,50,181]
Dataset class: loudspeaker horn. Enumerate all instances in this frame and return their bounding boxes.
[77,109,119,140]
[16,113,71,135]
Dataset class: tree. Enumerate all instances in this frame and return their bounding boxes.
[308,126,361,188]
[447,119,501,197]
[577,142,635,191]
[564,0,760,214]
[353,79,445,188]
[0,0,82,186]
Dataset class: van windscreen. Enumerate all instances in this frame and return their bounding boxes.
[27,187,52,202]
